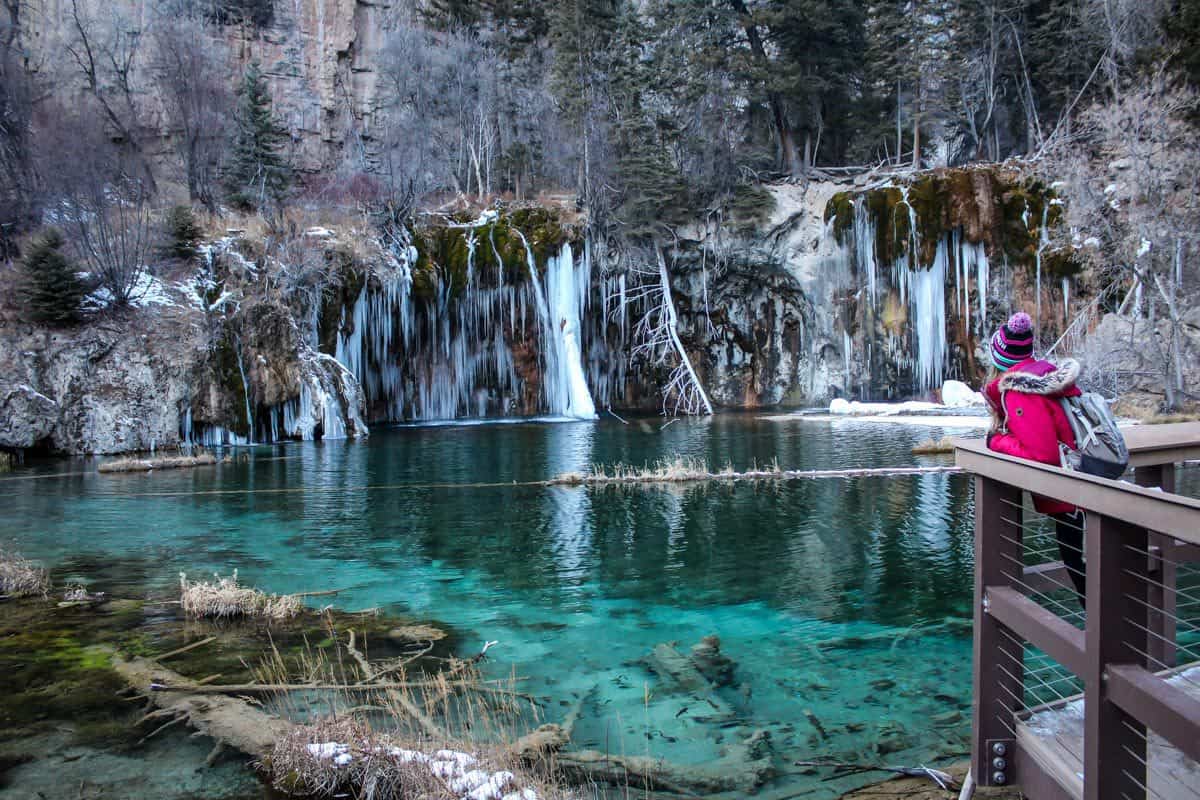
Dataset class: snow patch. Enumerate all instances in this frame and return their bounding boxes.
[306,743,537,800]
[941,380,984,408]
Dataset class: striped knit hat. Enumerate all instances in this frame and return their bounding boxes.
[991,312,1034,369]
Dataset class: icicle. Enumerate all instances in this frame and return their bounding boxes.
[843,329,853,391]
[893,238,948,393]
[853,198,878,308]
[233,335,255,444]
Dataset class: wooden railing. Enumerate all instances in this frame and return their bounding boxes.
[956,422,1200,800]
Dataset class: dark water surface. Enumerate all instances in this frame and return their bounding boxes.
[1,414,1004,798]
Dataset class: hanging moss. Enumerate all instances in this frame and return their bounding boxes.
[507,206,572,266]
[825,192,855,244]
[727,184,777,233]
[408,226,472,301]
[208,333,251,437]
[904,175,950,267]
[827,169,1065,273]
[317,261,367,355]
[865,187,909,267]
[1042,247,1085,278]
[407,206,579,300]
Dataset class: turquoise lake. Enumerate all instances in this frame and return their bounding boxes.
[1,413,1074,798]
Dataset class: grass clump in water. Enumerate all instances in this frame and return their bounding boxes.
[98,453,218,473]
[911,436,955,455]
[0,549,49,598]
[179,570,302,621]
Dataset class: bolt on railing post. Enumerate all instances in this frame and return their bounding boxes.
[1084,512,1149,800]
[1134,464,1177,669]
[972,476,1024,787]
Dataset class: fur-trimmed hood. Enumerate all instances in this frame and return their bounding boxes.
[996,358,1080,396]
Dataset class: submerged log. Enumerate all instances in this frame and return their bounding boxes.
[110,650,290,759]
[556,729,774,796]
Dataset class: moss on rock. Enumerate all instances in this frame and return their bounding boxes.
[823,168,1064,272]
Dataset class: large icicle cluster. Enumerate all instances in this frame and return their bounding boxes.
[828,189,991,395]
[334,215,600,422]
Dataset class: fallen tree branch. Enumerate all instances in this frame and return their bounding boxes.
[155,636,217,662]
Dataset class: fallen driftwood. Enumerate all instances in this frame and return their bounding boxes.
[642,638,738,724]
[911,436,955,455]
[110,628,774,798]
[556,729,774,796]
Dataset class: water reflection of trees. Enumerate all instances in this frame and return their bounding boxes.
[168,419,976,627]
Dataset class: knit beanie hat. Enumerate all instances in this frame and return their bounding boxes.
[991,312,1034,368]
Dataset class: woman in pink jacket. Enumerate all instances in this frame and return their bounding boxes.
[984,312,1086,606]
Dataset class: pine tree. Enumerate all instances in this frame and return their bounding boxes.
[225,62,291,211]
[608,4,691,237]
[763,0,868,168]
[20,230,85,326]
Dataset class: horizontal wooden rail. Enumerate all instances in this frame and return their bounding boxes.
[1106,664,1200,764]
[956,440,1200,544]
[1123,422,1200,467]
[987,587,1086,676]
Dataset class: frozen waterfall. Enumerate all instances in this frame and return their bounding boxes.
[835,193,992,395]
[518,234,597,419]
[332,223,599,422]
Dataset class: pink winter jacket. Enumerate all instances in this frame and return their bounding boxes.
[984,358,1082,515]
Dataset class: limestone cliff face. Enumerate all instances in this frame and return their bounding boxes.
[21,0,404,176]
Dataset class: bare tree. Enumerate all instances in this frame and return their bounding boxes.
[65,0,156,195]
[40,107,155,307]
[1050,66,1199,410]
[624,242,713,416]
[0,0,36,249]
[152,3,230,212]
[376,24,501,203]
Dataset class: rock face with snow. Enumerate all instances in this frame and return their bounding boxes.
[0,307,207,454]
[0,254,369,454]
[0,383,60,449]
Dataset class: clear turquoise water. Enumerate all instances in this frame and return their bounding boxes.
[2,415,994,797]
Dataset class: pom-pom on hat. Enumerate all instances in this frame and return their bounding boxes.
[991,312,1035,368]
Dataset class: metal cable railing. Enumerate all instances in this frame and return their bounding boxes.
[957,427,1200,800]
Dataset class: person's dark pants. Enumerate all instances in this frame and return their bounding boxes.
[1052,510,1086,608]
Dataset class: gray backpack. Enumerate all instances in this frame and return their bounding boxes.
[1058,393,1129,479]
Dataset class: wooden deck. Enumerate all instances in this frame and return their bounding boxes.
[1016,665,1200,800]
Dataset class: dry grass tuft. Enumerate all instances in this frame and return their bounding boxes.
[911,436,955,455]
[61,583,91,602]
[99,453,218,473]
[180,570,302,621]
[553,456,713,486]
[0,549,49,598]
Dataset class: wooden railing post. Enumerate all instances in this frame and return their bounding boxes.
[972,476,1024,788]
[1134,464,1177,669]
[1084,513,1148,800]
